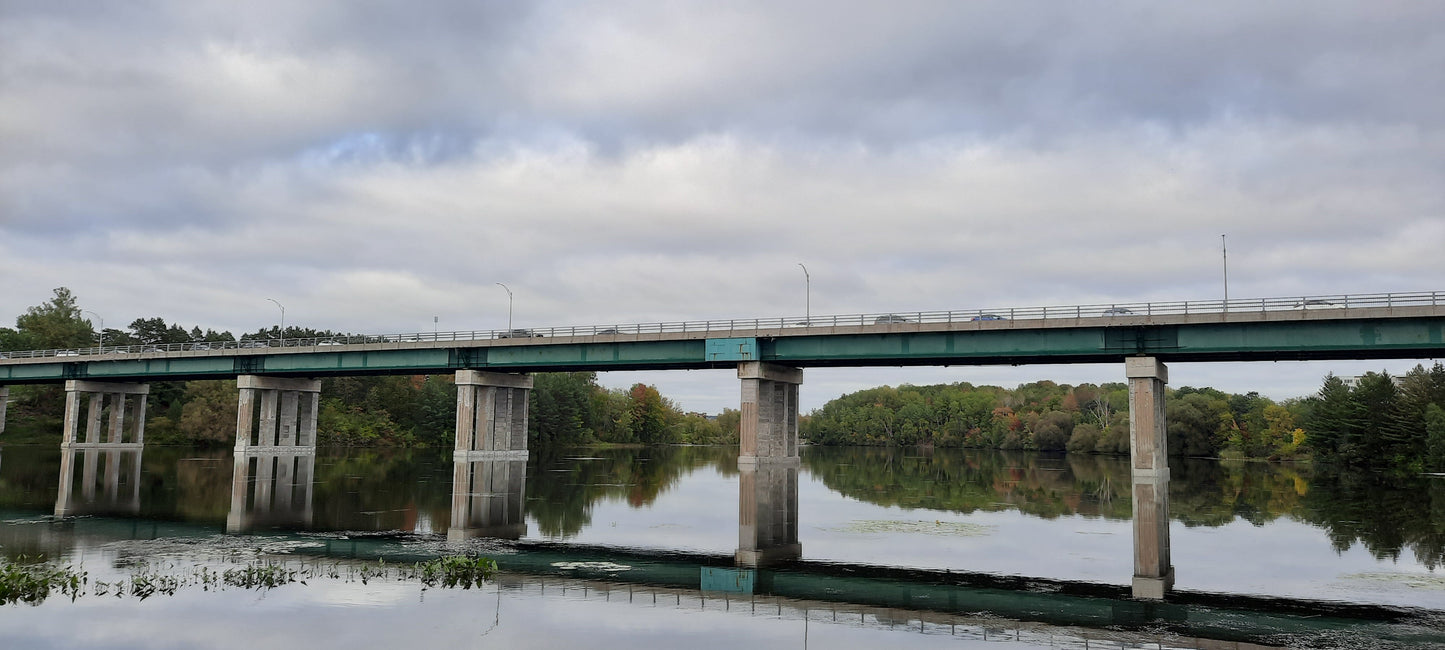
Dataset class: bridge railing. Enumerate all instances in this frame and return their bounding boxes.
[0,290,1439,360]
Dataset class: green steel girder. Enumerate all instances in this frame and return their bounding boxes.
[2,316,1443,385]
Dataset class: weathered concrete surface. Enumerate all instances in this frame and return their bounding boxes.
[61,380,149,448]
[234,375,321,452]
[739,363,801,468]
[1126,357,1169,480]
[455,371,533,460]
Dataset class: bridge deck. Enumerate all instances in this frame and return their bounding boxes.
[2,303,1443,384]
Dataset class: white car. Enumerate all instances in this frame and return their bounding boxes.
[1293,299,1345,310]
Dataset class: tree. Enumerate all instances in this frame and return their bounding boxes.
[14,287,94,350]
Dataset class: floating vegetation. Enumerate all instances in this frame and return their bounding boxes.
[0,559,87,606]
[823,519,996,537]
[1343,572,1445,590]
[0,554,497,606]
[416,555,497,589]
[550,561,633,572]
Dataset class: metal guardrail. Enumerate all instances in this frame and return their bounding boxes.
[0,291,1439,360]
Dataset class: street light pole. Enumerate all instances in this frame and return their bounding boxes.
[495,283,513,332]
[797,263,810,324]
[1221,234,1229,312]
[83,310,103,349]
[267,298,286,345]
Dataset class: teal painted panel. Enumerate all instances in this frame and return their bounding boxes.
[705,338,759,361]
[699,567,755,593]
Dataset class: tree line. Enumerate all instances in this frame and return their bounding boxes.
[1,288,737,448]
[801,363,1445,474]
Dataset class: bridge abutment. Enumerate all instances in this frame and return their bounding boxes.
[235,375,321,452]
[62,380,149,449]
[738,362,801,468]
[454,370,532,460]
[1126,356,1173,599]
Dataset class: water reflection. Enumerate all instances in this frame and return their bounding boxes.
[54,447,142,517]
[449,458,527,541]
[736,462,800,567]
[226,451,315,532]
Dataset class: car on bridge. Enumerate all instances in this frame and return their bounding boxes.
[971,313,1007,321]
[1293,299,1345,310]
[1102,307,1135,316]
[874,315,913,324]
[497,329,544,339]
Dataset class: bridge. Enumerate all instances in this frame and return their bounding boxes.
[2,290,1443,599]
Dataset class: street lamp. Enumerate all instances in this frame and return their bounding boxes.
[1221,234,1229,312]
[495,283,513,333]
[82,310,103,349]
[797,263,810,324]
[267,298,285,344]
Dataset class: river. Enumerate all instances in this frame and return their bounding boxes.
[0,444,1442,648]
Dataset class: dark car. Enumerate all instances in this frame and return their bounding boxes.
[1102,307,1135,316]
[874,314,913,324]
[971,313,1007,321]
[497,329,543,339]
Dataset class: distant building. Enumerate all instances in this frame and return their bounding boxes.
[1339,374,1403,389]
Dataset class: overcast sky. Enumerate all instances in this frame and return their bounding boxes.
[2,1,1442,412]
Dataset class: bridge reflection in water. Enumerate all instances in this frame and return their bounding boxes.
[9,448,1438,648]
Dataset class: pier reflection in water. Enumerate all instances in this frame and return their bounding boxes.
[54,447,142,518]
[449,457,527,541]
[226,451,315,533]
[736,460,800,568]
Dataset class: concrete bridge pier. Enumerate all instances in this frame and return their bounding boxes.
[448,458,528,541]
[738,362,802,468]
[1126,356,1173,599]
[454,370,532,460]
[234,375,321,452]
[61,380,149,449]
[0,386,8,435]
[736,461,801,567]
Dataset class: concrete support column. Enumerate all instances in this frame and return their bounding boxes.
[1125,357,1169,480]
[738,362,802,468]
[234,376,322,452]
[61,380,149,449]
[736,462,801,568]
[0,386,8,435]
[454,370,533,461]
[1125,356,1173,599]
[448,458,528,541]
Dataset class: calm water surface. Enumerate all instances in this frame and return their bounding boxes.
[1,444,1443,649]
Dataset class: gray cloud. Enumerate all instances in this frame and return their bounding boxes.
[2,1,1441,410]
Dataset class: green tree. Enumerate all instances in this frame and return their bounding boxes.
[14,287,94,350]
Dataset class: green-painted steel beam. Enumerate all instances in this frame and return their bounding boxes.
[2,316,1443,385]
